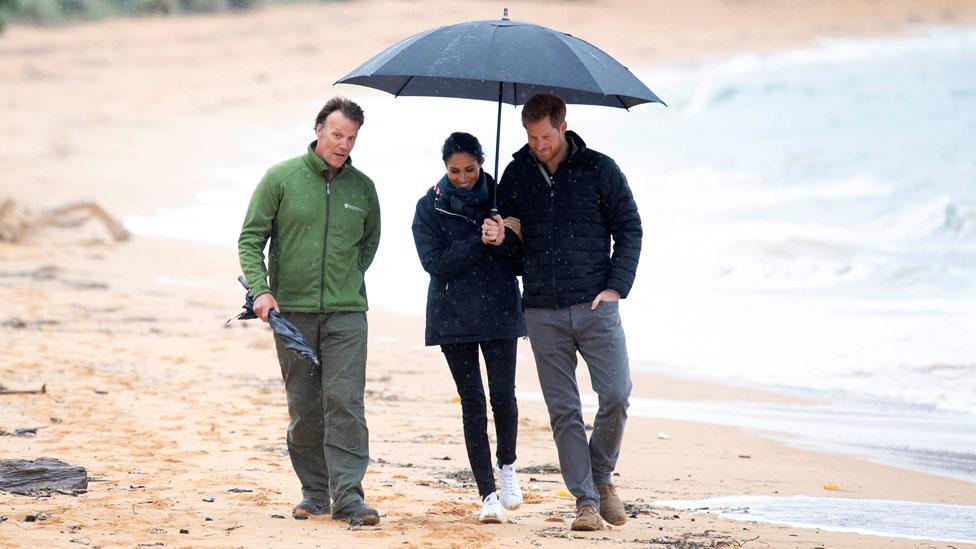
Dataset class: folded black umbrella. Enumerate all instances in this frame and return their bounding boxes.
[228,276,320,366]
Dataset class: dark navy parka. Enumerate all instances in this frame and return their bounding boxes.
[411,174,527,346]
[497,131,642,309]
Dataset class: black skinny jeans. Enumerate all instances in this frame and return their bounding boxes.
[441,338,519,499]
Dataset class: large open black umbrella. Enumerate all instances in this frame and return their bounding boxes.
[336,9,665,209]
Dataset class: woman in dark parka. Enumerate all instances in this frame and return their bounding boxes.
[411,132,526,523]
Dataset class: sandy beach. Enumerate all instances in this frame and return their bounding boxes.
[3,1,976,547]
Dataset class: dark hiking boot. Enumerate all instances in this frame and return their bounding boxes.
[331,501,380,526]
[570,503,604,531]
[292,496,331,519]
[597,483,627,526]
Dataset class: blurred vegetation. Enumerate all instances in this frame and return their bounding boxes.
[0,0,340,30]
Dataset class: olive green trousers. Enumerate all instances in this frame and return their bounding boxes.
[275,311,369,513]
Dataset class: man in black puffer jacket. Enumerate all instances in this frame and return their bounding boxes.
[495,93,641,532]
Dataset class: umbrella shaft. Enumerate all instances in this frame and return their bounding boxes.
[493,81,502,214]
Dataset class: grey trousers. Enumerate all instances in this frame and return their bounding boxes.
[275,311,369,513]
[524,301,632,509]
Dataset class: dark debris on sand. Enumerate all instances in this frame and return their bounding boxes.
[535,526,760,547]
[441,468,476,487]
[0,426,45,436]
[1,317,61,330]
[625,501,662,518]
[519,463,562,475]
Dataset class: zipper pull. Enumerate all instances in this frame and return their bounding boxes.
[327,182,331,195]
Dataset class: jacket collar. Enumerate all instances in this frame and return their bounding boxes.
[303,141,352,178]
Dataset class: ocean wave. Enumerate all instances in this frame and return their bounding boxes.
[639,27,976,85]
[869,197,976,243]
[637,26,976,122]
[943,202,976,238]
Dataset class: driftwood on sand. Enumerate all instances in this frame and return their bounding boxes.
[0,383,47,396]
[0,199,130,243]
[0,457,88,496]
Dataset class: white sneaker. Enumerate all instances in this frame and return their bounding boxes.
[496,463,523,510]
[479,492,503,523]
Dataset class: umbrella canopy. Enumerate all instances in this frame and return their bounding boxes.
[337,14,664,109]
[336,10,665,201]
[228,276,320,366]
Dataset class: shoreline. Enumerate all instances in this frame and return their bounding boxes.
[4,1,976,547]
[656,495,976,545]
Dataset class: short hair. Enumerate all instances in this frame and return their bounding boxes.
[315,96,365,128]
[441,132,485,164]
[521,93,566,128]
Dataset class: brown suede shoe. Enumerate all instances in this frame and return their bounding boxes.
[597,483,627,526]
[570,503,604,531]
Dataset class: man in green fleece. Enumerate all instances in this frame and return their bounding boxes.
[238,96,381,525]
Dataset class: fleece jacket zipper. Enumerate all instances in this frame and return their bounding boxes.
[320,177,332,311]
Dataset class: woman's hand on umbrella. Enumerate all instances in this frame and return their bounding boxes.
[254,293,280,323]
[482,214,505,246]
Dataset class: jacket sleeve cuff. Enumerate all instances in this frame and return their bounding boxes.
[249,282,272,299]
[490,228,520,255]
[607,279,631,299]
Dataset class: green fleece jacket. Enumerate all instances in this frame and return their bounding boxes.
[238,143,381,312]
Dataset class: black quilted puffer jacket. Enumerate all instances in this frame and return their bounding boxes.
[497,131,642,309]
